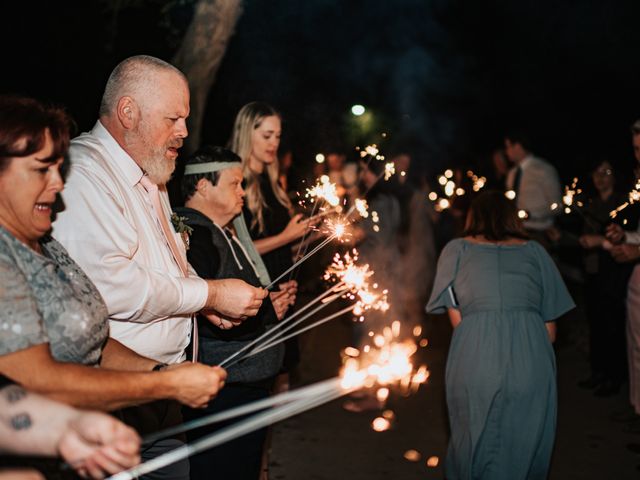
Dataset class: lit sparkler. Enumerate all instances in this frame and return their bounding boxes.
[265,217,350,290]
[109,333,428,480]
[552,177,583,215]
[306,175,341,207]
[610,179,640,218]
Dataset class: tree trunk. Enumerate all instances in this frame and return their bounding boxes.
[173,0,243,153]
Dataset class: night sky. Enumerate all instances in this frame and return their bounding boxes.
[2,0,640,183]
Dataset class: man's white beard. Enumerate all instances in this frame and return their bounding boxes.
[125,129,175,185]
[140,148,174,185]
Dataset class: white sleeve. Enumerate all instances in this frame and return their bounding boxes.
[53,166,207,323]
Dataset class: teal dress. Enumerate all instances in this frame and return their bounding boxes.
[427,239,574,480]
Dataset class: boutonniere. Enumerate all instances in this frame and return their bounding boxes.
[171,213,193,250]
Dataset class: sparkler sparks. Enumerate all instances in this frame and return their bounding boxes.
[404,450,421,462]
[306,175,341,207]
[558,177,583,214]
[384,162,396,180]
[355,198,369,218]
[324,217,349,241]
[429,169,486,212]
[610,179,640,218]
[339,322,429,395]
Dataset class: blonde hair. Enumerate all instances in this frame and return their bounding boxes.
[229,102,292,233]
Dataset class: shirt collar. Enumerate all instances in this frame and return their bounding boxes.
[91,120,145,188]
[520,154,534,170]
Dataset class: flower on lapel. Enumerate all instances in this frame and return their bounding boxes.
[171,213,193,250]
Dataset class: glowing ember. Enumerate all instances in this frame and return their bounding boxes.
[412,325,422,337]
[384,162,396,180]
[404,450,421,462]
[372,417,391,432]
[468,171,487,192]
[382,409,395,420]
[344,346,360,357]
[505,190,516,200]
[338,325,428,400]
[517,210,528,219]
[444,169,453,178]
[444,181,455,197]
[560,177,583,214]
[391,320,401,337]
[426,456,440,467]
[376,387,390,402]
[355,198,369,218]
[436,198,450,211]
[419,338,429,347]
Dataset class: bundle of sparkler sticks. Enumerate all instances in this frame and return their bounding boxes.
[107,248,422,479]
[106,148,418,479]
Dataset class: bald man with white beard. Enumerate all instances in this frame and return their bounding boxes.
[53,55,267,479]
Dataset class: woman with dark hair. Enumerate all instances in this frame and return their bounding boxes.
[0,95,226,478]
[427,190,574,480]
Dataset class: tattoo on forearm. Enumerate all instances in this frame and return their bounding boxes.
[10,413,32,431]
[4,385,27,404]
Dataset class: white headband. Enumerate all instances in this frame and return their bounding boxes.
[183,161,241,175]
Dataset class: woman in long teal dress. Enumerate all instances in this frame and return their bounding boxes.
[427,190,574,480]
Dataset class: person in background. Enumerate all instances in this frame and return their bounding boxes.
[0,376,140,480]
[605,119,640,441]
[52,56,265,480]
[393,152,437,327]
[549,159,632,397]
[504,129,562,247]
[176,145,294,480]
[427,190,574,480]
[485,147,509,191]
[229,101,311,393]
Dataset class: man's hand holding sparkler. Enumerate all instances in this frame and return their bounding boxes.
[205,278,267,320]
[606,223,626,244]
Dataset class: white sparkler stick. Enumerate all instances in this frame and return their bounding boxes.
[108,378,354,480]
[140,376,342,445]
[244,304,355,359]
[265,234,336,290]
[223,288,348,369]
[218,282,345,368]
